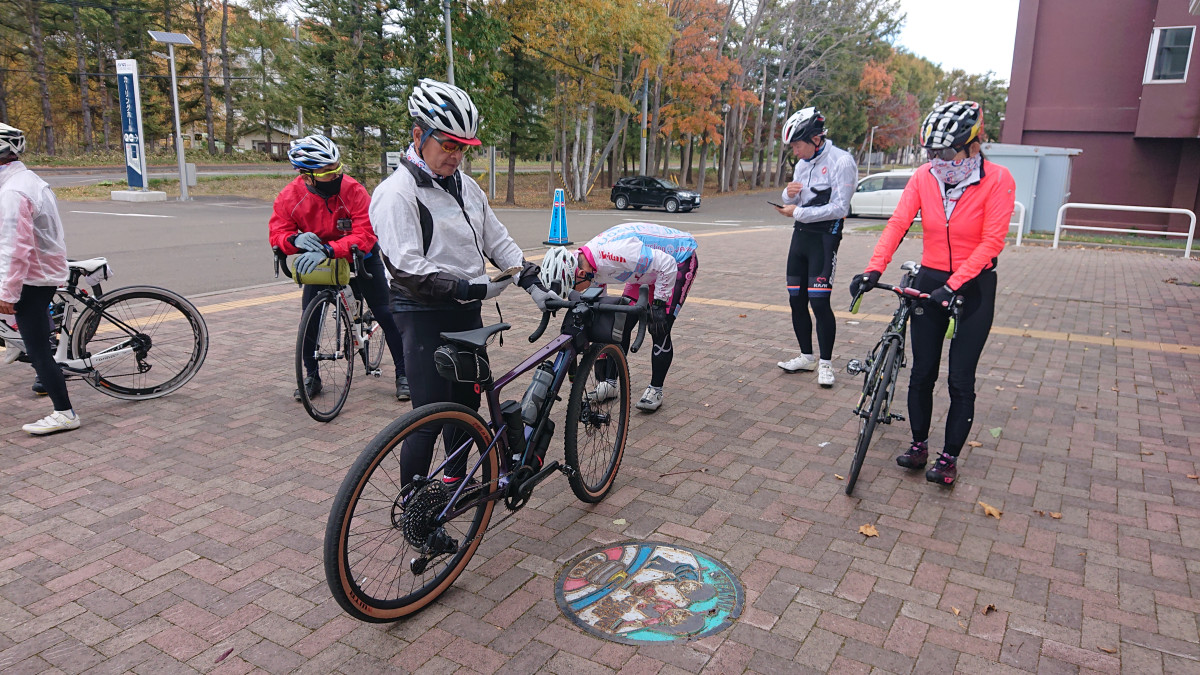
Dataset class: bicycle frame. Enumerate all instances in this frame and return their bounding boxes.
[0,285,141,374]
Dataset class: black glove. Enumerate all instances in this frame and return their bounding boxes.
[454,278,488,301]
[929,284,957,311]
[649,300,669,334]
[849,271,880,297]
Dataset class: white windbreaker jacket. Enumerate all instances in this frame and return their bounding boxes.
[781,140,857,235]
[0,161,68,304]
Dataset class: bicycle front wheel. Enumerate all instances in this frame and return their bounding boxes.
[70,285,209,400]
[296,292,353,422]
[846,339,900,495]
[324,403,497,622]
[564,343,630,502]
[362,308,385,374]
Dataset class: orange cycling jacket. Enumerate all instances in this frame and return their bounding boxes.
[268,175,377,259]
[865,160,1015,291]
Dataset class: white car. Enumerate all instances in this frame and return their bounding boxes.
[850,169,914,218]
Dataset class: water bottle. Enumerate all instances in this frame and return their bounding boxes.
[520,362,555,425]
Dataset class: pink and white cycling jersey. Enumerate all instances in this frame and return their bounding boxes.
[579,223,697,304]
[0,161,68,304]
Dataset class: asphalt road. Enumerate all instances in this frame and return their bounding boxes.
[58,189,879,297]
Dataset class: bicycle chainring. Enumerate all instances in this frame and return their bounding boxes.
[504,465,537,511]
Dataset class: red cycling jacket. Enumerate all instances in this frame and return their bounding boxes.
[268,175,377,259]
[866,160,1015,291]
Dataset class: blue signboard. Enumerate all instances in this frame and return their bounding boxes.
[116,59,147,189]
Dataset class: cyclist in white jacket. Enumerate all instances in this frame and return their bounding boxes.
[540,223,699,412]
[0,123,78,435]
[773,107,858,387]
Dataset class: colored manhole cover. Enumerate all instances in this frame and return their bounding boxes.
[555,541,743,644]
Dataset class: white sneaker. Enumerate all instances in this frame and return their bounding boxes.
[818,363,835,388]
[22,410,80,435]
[590,379,619,402]
[3,346,23,364]
[636,386,663,412]
[778,354,817,372]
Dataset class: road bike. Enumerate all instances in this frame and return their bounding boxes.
[273,246,385,422]
[843,261,959,495]
[0,257,208,399]
[324,285,649,622]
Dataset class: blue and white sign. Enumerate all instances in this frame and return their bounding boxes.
[116,59,148,189]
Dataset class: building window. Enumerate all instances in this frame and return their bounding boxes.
[1145,26,1195,83]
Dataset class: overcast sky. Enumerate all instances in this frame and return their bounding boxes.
[894,0,1021,80]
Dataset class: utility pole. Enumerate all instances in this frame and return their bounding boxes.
[442,0,455,85]
[639,69,649,175]
[866,125,878,176]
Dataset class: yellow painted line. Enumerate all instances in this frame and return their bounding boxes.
[197,290,301,314]
[688,296,1199,354]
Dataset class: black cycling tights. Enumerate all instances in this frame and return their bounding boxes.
[16,285,72,412]
[615,316,675,388]
[395,305,483,487]
[786,229,839,360]
[907,268,996,457]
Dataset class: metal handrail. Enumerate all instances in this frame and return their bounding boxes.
[1053,203,1196,259]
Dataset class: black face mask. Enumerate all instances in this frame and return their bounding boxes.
[308,175,343,198]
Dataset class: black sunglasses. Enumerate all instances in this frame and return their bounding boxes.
[925,146,965,161]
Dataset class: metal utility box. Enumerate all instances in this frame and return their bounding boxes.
[980,143,1082,233]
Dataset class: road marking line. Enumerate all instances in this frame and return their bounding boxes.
[69,210,174,219]
[686,297,1199,354]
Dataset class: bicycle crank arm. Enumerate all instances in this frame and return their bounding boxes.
[515,460,563,500]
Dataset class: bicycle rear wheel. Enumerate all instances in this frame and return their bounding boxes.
[846,339,899,495]
[70,285,209,400]
[324,403,497,622]
[296,292,353,422]
[362,307,385,374]
[564,343,630,502]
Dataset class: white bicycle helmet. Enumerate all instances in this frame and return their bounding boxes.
[0,123,26,157]
[287,134,340,171]
[408,78,481,146]
[782,107,825,144]
[539,247,578,291]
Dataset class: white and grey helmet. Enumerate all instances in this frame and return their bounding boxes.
[408,78,481,145]
[287,134,340,170]
[0,123,26,158]
[782,107,825,144]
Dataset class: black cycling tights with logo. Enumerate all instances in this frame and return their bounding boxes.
[15,284,72,412]
[786,228,840,361]
[907,268,996,457]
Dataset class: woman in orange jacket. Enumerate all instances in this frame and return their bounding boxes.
[849,101,1015,486]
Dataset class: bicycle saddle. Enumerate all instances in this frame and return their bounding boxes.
[69,257,109,274]
[440,323,510,349]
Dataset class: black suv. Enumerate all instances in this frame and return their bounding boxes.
[610,176,701,213]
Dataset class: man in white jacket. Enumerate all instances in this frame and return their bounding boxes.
[0,123,78,434]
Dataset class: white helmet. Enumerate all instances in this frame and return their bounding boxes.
[408,78,481,145]
[539,247,577,291]
[0,123,26,157]
[287,134,340,170]
[782,107,825,144]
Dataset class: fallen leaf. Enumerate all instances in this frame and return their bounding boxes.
[819,442,830,448]
[978,501,1003,519]
[215,648,234,664]
[613,519,627,526]
[1034,509,1045,516]
[1141,451,1153,456]
[834,474,845,480]
[1099,646,1117,654]
[1012,406,1019,410]
[1112,387,1120,392]
[1016,384,1025,388]
[995,386,1005,391]
[1187,474,1199,479]
[952,606,961,616]
[1049,512,1062,519]
[989,427,1003,438]
[704,403,710,407]
[738,314,747,318]
[983,604,996,615]
[968,441,982,448]
[859,524,878,537]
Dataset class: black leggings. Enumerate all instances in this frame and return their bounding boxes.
[300,247,405,378]
[395,305,483,487]
[15,285,72,411]
[786,228,840,360]
[907,268,996,457]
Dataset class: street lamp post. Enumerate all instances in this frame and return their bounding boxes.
[149,30,195,201]
[866,125,878,177]
[442,0,455,85]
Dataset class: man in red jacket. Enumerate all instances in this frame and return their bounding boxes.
[849,101,1015,487]
[268,135,408,401]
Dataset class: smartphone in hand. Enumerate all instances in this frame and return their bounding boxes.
[490,265,523,283]
[767,200,785,208]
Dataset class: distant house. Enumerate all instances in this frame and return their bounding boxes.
[1004,0,1200,230]
[237,124,300,159]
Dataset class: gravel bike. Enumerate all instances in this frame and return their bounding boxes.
[324,285,649,622]
[844,261,959,495]
[273,246,385,422]
[0,257,208,399]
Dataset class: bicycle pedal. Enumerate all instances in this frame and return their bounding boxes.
[369,369,381,378]
[891,413,905,422]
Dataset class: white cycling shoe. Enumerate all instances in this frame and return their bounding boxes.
[23,410,81,435]
[818,363,835,388]
[590,379,619,402]
[778,354,817,372]
[636,386,663,412]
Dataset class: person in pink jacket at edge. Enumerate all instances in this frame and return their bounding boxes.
[0,123,78,435]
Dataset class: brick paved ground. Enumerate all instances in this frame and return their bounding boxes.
[2,227,1200,674]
